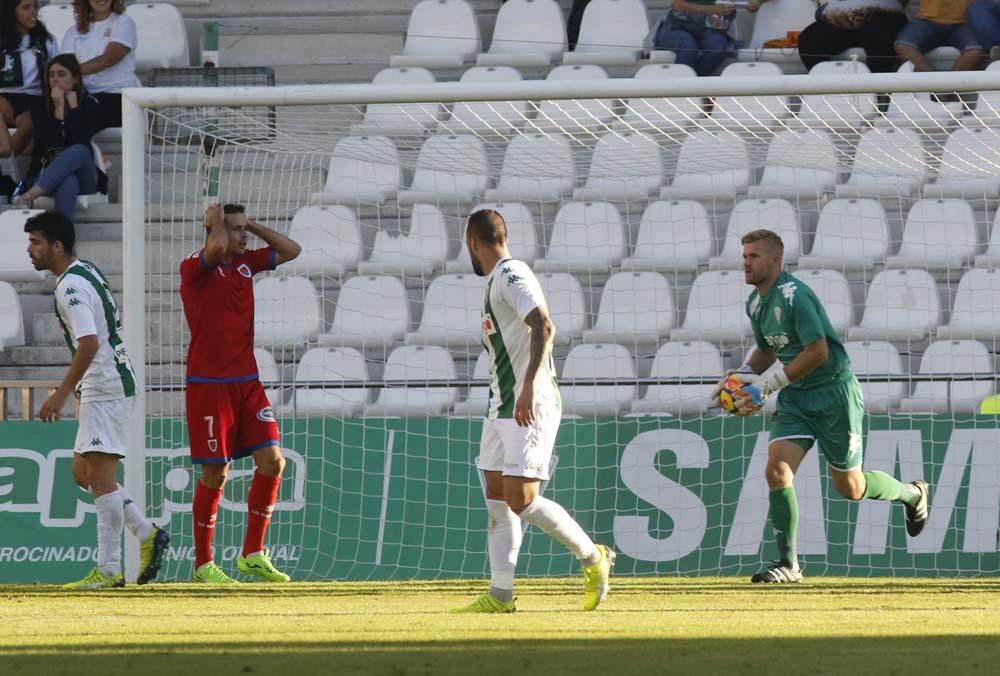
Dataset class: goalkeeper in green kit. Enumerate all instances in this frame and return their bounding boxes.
[713,229,930,583]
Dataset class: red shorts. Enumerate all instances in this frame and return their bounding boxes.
[186,379,280,464]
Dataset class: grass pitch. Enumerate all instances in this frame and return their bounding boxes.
[2,577,999,676]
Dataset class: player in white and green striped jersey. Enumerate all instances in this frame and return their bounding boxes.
[453,209,615,614]
[26,211,169,590]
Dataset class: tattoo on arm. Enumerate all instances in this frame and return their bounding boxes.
[523,307,554,384]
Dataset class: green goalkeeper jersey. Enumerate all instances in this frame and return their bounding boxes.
[746,271,851,390]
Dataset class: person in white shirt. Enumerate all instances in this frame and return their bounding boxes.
[0,0,59,158]
[60,0,138,130]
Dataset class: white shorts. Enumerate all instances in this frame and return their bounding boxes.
[476,405,561,480]
[75,398,133,457]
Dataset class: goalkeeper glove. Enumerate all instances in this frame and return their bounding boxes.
[710,365,755,406]
[731,369,790,415]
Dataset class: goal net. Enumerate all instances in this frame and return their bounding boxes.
[124,67,1000,582]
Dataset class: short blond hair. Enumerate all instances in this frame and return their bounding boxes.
[741,229,784,256]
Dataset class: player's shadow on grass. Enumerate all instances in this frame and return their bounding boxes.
[4,636,1000,676]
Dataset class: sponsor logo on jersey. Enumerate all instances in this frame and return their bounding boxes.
[237,263,252,278]
[764,334,790,349]
[257,406,276,423]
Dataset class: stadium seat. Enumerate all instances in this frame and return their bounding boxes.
[310,136,401,205]
[358,204,449,276]
[937,268,1000,341]
[534,201,626,274]
[972,61,1000,126]
[397,135,488,206]
[278,205,363,278]
[836,127,927,198]
[537,272,588,345]
[0,281,24,349]
[280,347,370,417]
[126,3,189,71]
[484,133,575,203]
[975,209,1000,267]
[660,131,751,201]
[255,347,284,407]
[709,199,801,270]
[438,66,528,135]
[735,0,815,71]
[881,61,966,130]
[404,274,484,352]
[582,271,676,346]
[748,129,839,201]
[254,276,322,348]
[899,340,994,414]
[922,127,1000,199]
[630,340,723,415]
[847,269,941,342]
[476,0,566,67]
[351,68,444,135]
[562,0,648,67]
[885,199,978,271]
[532,65,616,134]
[573,131,663,201]
[793,269,854,336]
[844,341,908,414]
[797,198,890,272]
[669,270,753,343]
[619,64,705,135]
[620,200,713,272]
[559,343,636,416]
[796,60,877,130]
[363,345,458,417]
[709,62,791,130]
[389,0,481,68]
[38,4,73,45]
[0,209,46,282]
[446,202,539,273]
[452,350,490,417]
[318,275,411,351]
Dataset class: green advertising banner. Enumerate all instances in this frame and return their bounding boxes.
[1,416,998,583]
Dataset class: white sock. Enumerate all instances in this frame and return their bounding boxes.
[518,495,600,565]
[117,484,153,541]
[94,492,124,576]
[486,499,520,600]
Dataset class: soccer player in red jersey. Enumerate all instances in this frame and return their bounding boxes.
[180,203,301,583]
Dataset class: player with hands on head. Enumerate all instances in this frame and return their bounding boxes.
[180,203,301,584]
[714,229,930,584]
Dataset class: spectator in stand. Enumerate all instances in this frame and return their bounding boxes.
[60,0,138,131]
[653,0,737,76]
[0,0,59,157]
[894,0,983,78]
[13,54,99,219]
[788,1,910,74]
[967,0,1000,62]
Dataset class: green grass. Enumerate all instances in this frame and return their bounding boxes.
[3,578,1000,676]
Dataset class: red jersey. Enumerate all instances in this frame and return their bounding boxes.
[179,247,276,382]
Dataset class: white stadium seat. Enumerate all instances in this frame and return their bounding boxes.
[975,208,1000,267]
[319,275,411,351]
[631,341,723,415]
[280,347,370,418]
[532,65,616,133]
[255,347,284,407]
[485,133,575,203]
[736,0,815,70]
[881,61,966,130]
[278,206,363,278]
[452,351,491,417]
[0,282,25,349]
[748,129,839,201]
[126,3,189,71]
[477,0,566,67]
[847,269,941,342]
[660,131,750,201]
[793,269,854,336]
[709,199,801,269]
[885,199,978,271]
[534,201,626,274]
[364,345,458,417]
[923,127,1000,199]
[619,64,705,134]
[573,131,663,201]
[899,340,994,414]
[562,0,648,67]
[397,134,488,206]
[404,274,484,352]
[390,0,480,68]
[310,136,401,206]
[559,343,636,416]
[352,68,444,135]
[0,210,46,282]
[582,271,676,346]
[710,62,791,130]
[836,127,927,198]
[38,4,73,45]
[670,270,753,343]
[797,60,877,130]
[937,268,1000,340]
[537,272,588,345]
[797,198,890,272]
[446,202,540,273]
[844,341,908,414]
[621,200,713,272]
[358,204,449,276]
[438,66,528,135]
[973,61,1000,126]
[254,276,322,348]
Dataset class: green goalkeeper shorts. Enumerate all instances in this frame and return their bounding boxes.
[769,372,865,471]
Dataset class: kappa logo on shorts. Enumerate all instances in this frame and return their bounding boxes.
[237,263,252,278]
[90,437,103,447]
[257,406,277,423]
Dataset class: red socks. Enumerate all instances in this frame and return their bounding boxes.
[243,471,281,557]
[193,481,223,568]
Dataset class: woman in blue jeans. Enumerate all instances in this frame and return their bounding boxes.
[655,0,737,76]
[14,53,98,218]
[968,0,1000,59]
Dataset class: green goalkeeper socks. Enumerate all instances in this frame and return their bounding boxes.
[769,487,799,571]
[862,471,921,506]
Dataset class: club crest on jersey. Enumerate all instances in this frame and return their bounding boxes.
[208,439,218,453]
[482,315,497,336]
[237,263,252,278]
[774,306,782,323]
[257,406,276,423]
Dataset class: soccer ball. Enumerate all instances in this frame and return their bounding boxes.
[718,375,764,416]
